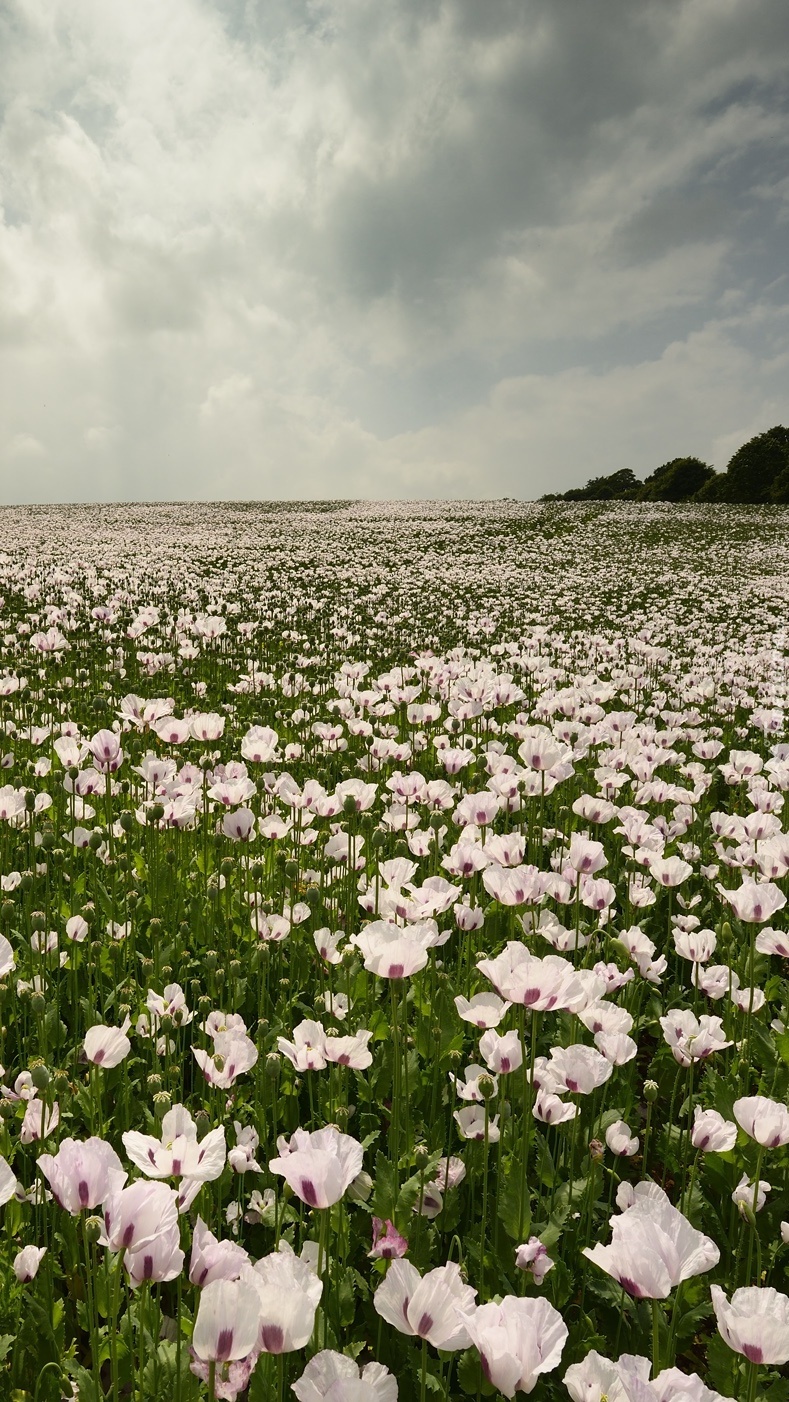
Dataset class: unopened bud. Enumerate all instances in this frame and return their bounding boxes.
[153,1090,172,1119]
[84,1216,103,1244]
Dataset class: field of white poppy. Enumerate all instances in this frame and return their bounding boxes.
[0,500,788,1402]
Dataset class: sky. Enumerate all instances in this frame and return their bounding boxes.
[1,0,788,503]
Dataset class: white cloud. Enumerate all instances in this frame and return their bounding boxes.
[0,0,787,502]
[7,432,46,458]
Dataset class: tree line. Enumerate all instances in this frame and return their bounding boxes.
[541,425,789,503]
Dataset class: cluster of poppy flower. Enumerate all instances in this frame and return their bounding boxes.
[0,500,787,1401]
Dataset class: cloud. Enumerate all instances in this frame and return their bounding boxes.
[7,432,46,458]
[0,0,787,501]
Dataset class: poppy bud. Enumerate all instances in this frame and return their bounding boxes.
[84,1216,103,1243]
[153,1090,172,1119]
[30,993,46,1014]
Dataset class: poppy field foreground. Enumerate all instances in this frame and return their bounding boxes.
[0,499,788,1402]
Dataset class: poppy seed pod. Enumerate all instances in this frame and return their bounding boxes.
[30,1064,51,1091]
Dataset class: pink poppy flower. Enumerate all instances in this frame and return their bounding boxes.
[269,1126,363,1208]
[369,1217,409,1260]
[464,1295,568,1397]
[84,1016,132,1068]
[583,1184,719,1299]
[292,1351,397,1402]
[192,1268,262,1362]
[711,1285,789,1365]
[733,1095,789,1148]
[374,1259,476,1351]
[252,1246,323,1353]
[38,1137,125,1214]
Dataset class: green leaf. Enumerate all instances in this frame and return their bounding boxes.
[457,1348,496,1397]
[497,1165,529,1242]
[369,1152,398,1222]
[337,1265,356,1327]
[706,1331,739,1398]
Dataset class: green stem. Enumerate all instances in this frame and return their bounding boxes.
[652,1298,661,1377]
[479,1099,490,1295]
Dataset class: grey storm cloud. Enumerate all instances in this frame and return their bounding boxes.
[0,0,788,502]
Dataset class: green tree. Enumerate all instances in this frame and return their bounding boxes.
[638,456,715,501]
[725,426,789,503]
